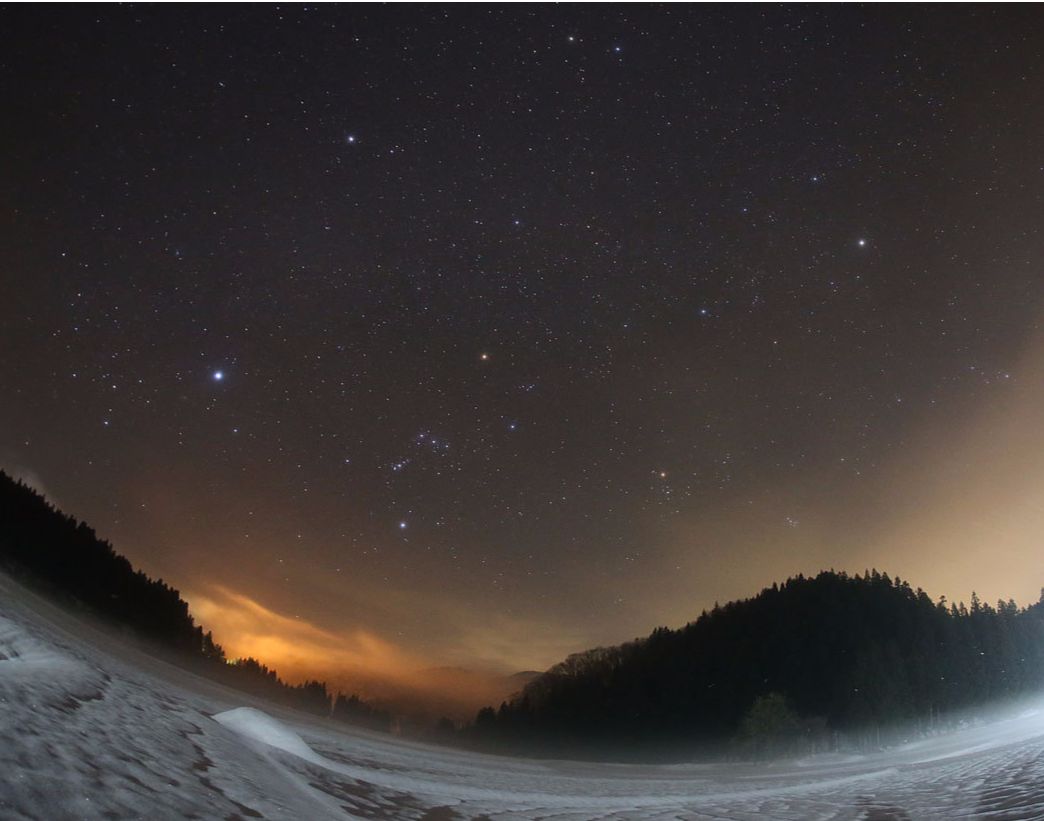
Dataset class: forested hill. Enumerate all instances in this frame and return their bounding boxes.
[467,570,1044,758]
[0,470,390,731]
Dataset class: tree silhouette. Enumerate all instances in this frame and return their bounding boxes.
[0,471,386,729]
[464,569,1044,760]
[738,692,800,758]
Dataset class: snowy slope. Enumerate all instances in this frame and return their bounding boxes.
[2,574,1044,820]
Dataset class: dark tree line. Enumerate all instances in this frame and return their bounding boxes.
[464,570,1044,760]
[0,471,390,732]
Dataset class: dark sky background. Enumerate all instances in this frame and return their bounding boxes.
[2,5,1043,684]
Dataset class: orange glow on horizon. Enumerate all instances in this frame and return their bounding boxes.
[183,585,537,718]
[186,584,420,683]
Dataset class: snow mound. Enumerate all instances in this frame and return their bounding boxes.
[213,707,324,764]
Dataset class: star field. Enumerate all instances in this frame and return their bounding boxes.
[2,5,1043,673]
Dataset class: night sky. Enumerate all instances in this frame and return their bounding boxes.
[3,6,1044,685]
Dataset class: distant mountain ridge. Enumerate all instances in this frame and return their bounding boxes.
[466,569,1044,759]
[320,665,544,729]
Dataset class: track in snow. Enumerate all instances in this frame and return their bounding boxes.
[2,574,1044,820]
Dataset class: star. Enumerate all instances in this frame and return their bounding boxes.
[7,6,1038,726]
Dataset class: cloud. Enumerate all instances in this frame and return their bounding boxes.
[185,584,421,684]
[183,584,549,718]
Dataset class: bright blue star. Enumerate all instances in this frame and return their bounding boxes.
[213,370,224,381]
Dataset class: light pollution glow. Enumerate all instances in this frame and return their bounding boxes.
[187,585,421,682]
[649,326,1044,630]
[184,585,546,718]
[183,328,1044,702]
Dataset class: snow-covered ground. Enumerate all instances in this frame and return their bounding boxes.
[3,574,1044,820]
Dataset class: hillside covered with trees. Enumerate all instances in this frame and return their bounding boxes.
[466,570,1044,760]
[0,470,390,732]
[10,467,1044,763]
